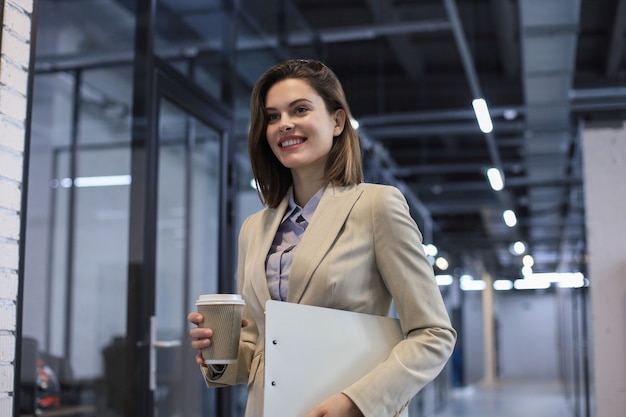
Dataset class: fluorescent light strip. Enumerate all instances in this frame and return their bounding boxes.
[460,279,486,291]
[503,210,517,227]
[472,98,493,133]
[60,175,132,188]
[436,272,586,291]
[423,244,438,257]
[435,275,453,286]
[513,273,587,290]
[493,280,513,291]
[513,279,550,290]
[512,241,526,255]
[486,168,504,191]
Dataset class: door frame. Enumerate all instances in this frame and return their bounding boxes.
[125,48,235,417]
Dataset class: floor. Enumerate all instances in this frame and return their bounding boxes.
[434,380,574,417]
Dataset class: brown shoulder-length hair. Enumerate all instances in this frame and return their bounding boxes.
[248,59,363,208]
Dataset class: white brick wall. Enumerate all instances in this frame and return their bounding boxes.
[0,0,35,414]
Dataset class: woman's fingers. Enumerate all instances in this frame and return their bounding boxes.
[189,311,214,351]
[187,311,203,325]
[190,326,213,341]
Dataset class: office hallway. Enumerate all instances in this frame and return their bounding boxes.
[434,380,574,417]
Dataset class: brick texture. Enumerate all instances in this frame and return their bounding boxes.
[0,396,12,416]
[0,1,35,414]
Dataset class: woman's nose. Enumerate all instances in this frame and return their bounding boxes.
[279,116,293,132]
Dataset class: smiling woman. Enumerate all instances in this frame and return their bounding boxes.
[264,78,345,204]
[246,59,364,209]
[187,59,456,417]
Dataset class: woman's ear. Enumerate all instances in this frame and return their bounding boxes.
[333,109,347,137]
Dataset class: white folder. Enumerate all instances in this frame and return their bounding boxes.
[264,300,409,417]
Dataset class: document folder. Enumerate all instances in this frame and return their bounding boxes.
[264,300,409,417]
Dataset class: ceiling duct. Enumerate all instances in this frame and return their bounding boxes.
[518,0,581,271]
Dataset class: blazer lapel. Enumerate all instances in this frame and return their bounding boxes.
[287,184,363,303]
[248,196,289,305]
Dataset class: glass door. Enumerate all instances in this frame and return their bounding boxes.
[126,63,235,417]
[152,97,223,417]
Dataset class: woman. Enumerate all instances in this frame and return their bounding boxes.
[188,59,456,417]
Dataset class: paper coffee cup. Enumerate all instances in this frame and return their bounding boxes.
[195,294,245,365]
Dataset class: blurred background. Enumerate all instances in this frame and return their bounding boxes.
[17,0,625,416]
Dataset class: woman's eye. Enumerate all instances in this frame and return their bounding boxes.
[295,106,308,114]
[267,114,279,122]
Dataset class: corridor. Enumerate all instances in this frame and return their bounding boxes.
[435,380,573,417]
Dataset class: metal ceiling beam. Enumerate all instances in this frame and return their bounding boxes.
[356,88,626,126]
[362,0,425,81]
[443,0,505,180]
[606,0,626,77]
[357,103,621,142]
[421,201,494,215]
[33,17,449,72]
[360,134,436,243]
[556,121,585,271]
[489,0,520,77]
[365,120,525,138]
[225,19,452,50]
[409,176,582,192]
[519,0,581,275]
[282,19,451,45]
[403,164,582,182]
[394,162,510,176]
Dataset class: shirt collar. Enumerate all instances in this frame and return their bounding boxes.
[282,185,326,224]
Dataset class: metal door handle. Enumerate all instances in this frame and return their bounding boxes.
[150,316,182,391]
[153,340,182,348]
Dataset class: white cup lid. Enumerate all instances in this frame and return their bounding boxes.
[196,294,245,305]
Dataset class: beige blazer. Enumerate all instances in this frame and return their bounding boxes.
[202,183,456,417]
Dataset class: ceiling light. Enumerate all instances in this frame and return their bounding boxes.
[493,280,513,291]
[502,109,518,120]
[435,256,449,270]
[350,118,360,129]
[58,178,72,188]
[514,278,550,290]
[522,255,534,267]
[503,209,517,227]
[521,266,533,277]
[460,276,486,291]
[472,98,493,133]
[435,275,454,286]
[58,175,131,188]
[529,272,587,288]
[423,244,438,257]
[509,241,526,255]
[430,184,443,194]
[512,272,586,290]
[486,167,504,191]
[556,273,587,288]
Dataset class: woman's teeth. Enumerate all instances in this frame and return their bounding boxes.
[281,138,304,147]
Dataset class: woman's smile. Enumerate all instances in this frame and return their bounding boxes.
[279,135,306,148]
[265,78,343,175]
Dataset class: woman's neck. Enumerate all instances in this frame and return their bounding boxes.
[291,170,326,207]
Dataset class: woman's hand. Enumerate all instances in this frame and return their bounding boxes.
[187,312,248,365]
[188,312,212,365]
[303,393,364,417]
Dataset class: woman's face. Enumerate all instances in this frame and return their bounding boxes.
[264,78,344,176]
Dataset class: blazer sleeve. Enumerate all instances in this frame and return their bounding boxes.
[342,186,457,417]
[200,215,259,388]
